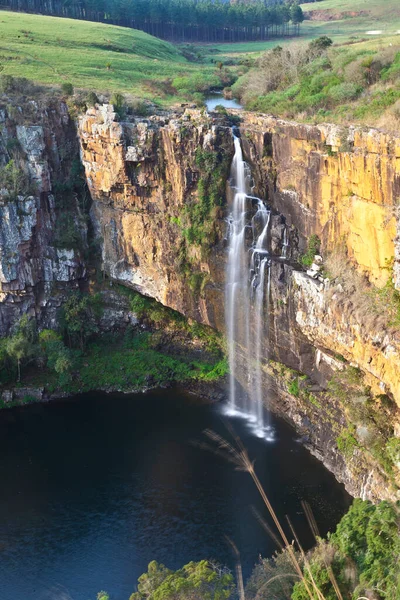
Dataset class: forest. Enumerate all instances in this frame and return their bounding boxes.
[2,0,304,42]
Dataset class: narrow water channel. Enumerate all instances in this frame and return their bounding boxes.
[0,389,351,600]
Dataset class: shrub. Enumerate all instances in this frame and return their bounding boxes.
[129,98,148,116]
[0,74,15,94]
[300,234,320,268]
[0,160,34,200]
[288,377,299,397]
[386,437,400,467]
[110,92,125,117]
[130,560,234,600]
[86,91,99,107]
[61,82,74,96]
[328,82,362,103]
[336,427,359,459]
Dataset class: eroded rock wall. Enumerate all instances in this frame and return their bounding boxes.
[79,105,233,330]
[1,100,400,502]
[239,113,400,288]
[0,100,87,334]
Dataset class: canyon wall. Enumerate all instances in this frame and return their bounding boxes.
[78,106,400,501]
[0,100,87,335]
[1,98,400,501]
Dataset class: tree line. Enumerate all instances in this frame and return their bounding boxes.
[3,0,304,42]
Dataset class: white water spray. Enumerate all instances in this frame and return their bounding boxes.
[225,132,278,440]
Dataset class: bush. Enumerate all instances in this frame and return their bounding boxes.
[288,377,299,397]
[300,234,320,268]
[129,98,148,116]
[336,427,359,458]
[130,560,234,600]
[86,91,99,107]
[0,160,34,200]
[61,82,74,96]
[110,92,125,117]
[0,74,15,94]
[328,82,362,103]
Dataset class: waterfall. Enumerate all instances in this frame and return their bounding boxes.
[225,132,273,440]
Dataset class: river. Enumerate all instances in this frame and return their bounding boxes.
[0,389,351,600]
[205,93,242,111]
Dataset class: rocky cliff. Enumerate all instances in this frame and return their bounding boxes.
[0,99,87,335]
[1,98,400,502]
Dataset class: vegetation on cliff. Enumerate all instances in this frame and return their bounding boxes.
[233,35,400,129]
[0,286,227,405]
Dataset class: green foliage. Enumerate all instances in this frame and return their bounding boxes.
[238,36,400,126]
[86,91,99,106]
[288,377,300,397]
[300,235,320,268]
[336,427,359,459]
[0,159,34,201]
[291,543,346,600]
[5,315,37,382]
[180,147,230,248]
[60,82,74,96]
[110,92,125,116]
[130,560,234,600]
[332,499,400,598]
[96,593,109,600]
[386,437,400,466]
[373,270,400,327]
[39,329,72,384]
[291,499,400,600]
[60,292,101,350]
[308,36,333,56]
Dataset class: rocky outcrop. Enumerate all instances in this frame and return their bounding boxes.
[79,104,233,330]
[0,100,87,334]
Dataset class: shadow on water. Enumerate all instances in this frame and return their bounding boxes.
[0,388,351,600]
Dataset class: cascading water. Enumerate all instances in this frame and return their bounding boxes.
[225,131,274,440]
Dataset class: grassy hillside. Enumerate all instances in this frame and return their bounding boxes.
[300,0,400,42]
[0,11,224,101]
[232,34,400,130]
[200,0,400,65]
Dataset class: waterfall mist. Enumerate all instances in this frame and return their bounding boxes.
[225,131,282,441]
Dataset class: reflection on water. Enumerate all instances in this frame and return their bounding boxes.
[0,388,351,600]
[205,93,242,111]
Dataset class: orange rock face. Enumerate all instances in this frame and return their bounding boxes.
[79,105,233,330]
[240,114,400,288]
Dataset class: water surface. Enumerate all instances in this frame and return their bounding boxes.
[0,389,351,600]
[205,93,242,111]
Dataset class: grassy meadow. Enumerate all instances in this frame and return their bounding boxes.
[199,0,400,63]
[0,10,224,102]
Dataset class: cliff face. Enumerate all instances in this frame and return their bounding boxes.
[0,100,87,335]
[240,114,400,288]
[1,100,400,502]
[79,104,231,330]
[77,106,400,501]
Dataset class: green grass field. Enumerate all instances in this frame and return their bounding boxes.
[200,0,400,62]
[300,0,400,42]
[0,10,219,100]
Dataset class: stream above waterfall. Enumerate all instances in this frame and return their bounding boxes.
[205,93,243,110]
[0,388,351,600]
